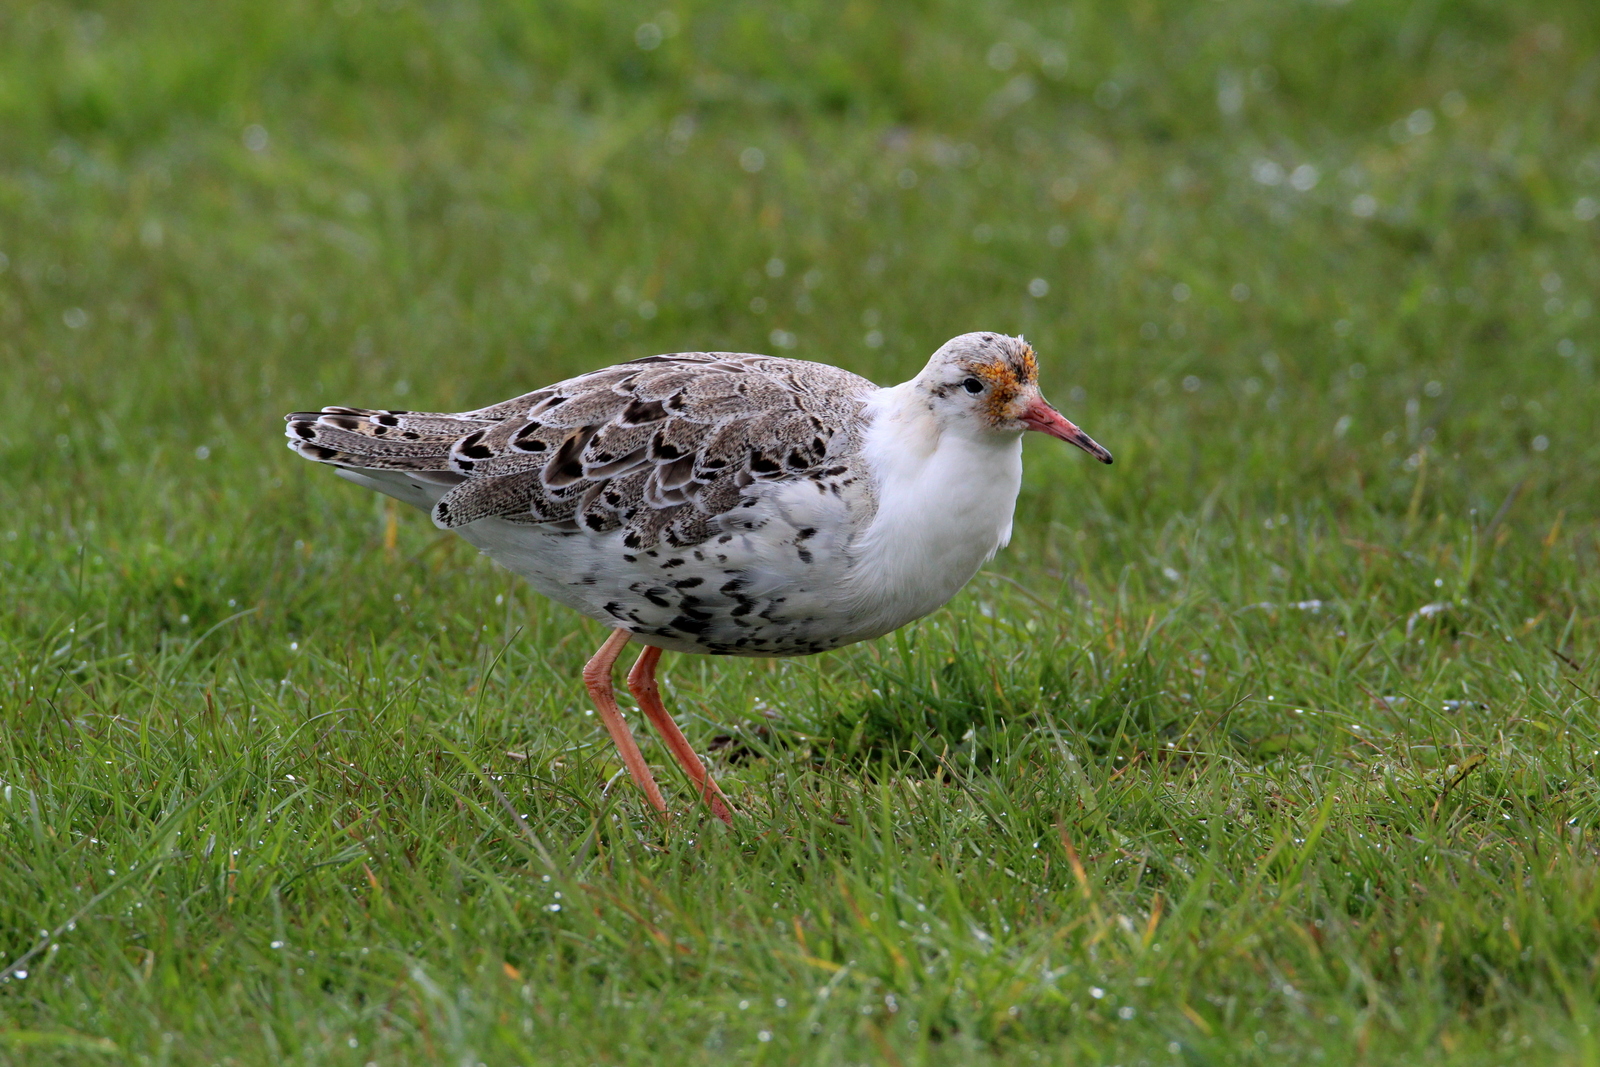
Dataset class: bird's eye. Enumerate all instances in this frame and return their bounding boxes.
[961,377,984,394]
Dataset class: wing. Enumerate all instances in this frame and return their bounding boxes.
[285,352,875,550]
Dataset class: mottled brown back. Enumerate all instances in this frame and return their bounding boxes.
[286,353,876,550]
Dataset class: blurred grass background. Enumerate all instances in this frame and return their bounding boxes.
[2,0,1600,1063]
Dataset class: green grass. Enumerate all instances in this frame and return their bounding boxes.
[3,0,1600,1062]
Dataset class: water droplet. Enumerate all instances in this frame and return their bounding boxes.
[1093,81,1122,108]
[1405,108,1435,136]
[1251,159,1284,186]
[986,42,1017,71]
[1027,278,1049,298]
[1217,71,1244,115]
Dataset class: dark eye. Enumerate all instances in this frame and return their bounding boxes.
[961,377,984,394]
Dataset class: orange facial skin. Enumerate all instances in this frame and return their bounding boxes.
[969,342,1039,425]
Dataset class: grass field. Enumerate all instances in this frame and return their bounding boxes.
[4,0,1600,1062]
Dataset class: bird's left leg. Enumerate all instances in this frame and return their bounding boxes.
[582,629,668,815]
[626,645,736,825]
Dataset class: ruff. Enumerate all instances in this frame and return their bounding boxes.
[287,332,1111,823]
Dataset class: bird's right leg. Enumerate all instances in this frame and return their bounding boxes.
[581,629,667,815]
[626,645,735,825]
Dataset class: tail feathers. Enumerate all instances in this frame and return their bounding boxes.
[284,407,492,471]
[335,468,459,514]
[286,404,560,531]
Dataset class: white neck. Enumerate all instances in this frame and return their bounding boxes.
[841,382,1023,640]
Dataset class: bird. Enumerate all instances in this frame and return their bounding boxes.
[285,332,1111,825]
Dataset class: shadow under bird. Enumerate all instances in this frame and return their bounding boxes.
[285,332,1112,824]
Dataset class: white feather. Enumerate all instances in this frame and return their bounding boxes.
[841,382,1024,641]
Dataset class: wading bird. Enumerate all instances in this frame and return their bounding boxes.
[286,332,1111,824]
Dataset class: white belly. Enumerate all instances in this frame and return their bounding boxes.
[838,410,1023,642]
[454,472,879,656]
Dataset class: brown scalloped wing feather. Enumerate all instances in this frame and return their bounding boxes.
[285,353,874,549]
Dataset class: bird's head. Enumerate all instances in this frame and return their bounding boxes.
[913,332,1112,464]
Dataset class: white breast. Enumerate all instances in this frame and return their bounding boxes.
[839,385,1023,641]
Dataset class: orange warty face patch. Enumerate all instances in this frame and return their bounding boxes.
[963,341,1039,425]
[1015,344,1038,384]
[971,360,1023,422]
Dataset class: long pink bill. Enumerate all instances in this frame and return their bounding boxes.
[1019,397,1114,464]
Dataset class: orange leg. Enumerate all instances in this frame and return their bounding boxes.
[582,629,667,815]
[626,645,736,825]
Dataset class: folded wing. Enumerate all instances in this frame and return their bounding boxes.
[285,352,873,551]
